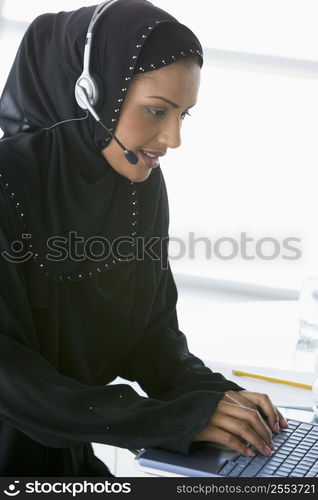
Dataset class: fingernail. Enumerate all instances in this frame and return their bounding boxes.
[283,418,289,427]
[247,448,255,457]
[269,441,275,451]
[274,422,280,433]
[264,445,272,456]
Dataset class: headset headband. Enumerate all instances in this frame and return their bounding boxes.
[82,0,119,76]
[75,0,121,110]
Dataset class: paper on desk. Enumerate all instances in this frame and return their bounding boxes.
[204,360,315,408]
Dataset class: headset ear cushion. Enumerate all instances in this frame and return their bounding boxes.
[90,73,103,110]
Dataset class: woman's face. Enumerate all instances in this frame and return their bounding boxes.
[102,59,201,183]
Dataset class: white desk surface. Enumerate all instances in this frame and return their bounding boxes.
[177,299,299,369]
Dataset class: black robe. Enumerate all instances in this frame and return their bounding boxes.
[0,1,243,476]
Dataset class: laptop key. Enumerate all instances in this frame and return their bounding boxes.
[276,466,294,475]
[275,452,290,459]
[215,420,316,479]
[236,456,253,465]
[299,424,314,431]
[307,449,318,456]
[302,459,316,466]
[291,451,305,457]
[293,467,311,475]
[218,461,237,476]
[307,471,317,477]
[287,420,300,427]
[287,458,301,465]
[257,469,275,476]
[230,463,248,477]
[304,457,317,462]
[261,465,278,473]
[267,458,284,467]
[240,462,270,477]
[274,469,289,476]
[294,447,308,455]
[250,455,269,466]
[303,439,316,445]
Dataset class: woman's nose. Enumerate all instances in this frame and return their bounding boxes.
[157,120,182,150]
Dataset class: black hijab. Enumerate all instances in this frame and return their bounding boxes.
[0,3,245,468]
[0,0,203,284]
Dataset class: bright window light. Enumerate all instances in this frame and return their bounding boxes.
[165,63,318,290]
[155,0,318,61]
[2,1,318,61]
[2,0,97,23]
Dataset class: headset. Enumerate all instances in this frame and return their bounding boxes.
[74,0,138,164]
[75,0,119,110]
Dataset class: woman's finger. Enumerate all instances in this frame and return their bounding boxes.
[224,390,289,433]
[223,391,272,436]
[276,407,289,428]
[213,401,274,452]
[218,401,273,446]
[224,390,258,410]
[237,391,288,433]
[195,426,256,457]
[210,411,273,457]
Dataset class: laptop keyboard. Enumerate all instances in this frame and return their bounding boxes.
[218,419,318,477]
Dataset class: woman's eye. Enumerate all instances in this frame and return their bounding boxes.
[146,108,192,120]
[147,108,165,117]
[181,111,191,120]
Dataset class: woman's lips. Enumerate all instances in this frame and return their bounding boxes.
[140,150,164,169]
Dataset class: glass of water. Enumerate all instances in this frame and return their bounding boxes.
[312,356,318,416]
[293,277,318,373]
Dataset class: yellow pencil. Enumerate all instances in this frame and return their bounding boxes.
[232,370,312,390]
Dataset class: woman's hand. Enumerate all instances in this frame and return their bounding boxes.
[193,390,289,457]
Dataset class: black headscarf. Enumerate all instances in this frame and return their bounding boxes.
[133,20,203,74]
[0,0,203,284]
[0,2,245,473]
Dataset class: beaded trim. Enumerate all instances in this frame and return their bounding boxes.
[0,173,26,226]
[0,173,139,282]
[101,21,160,146]
[136,48,202,73]
[101,20,203,148]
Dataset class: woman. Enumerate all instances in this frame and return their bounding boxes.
[0,0,287,476]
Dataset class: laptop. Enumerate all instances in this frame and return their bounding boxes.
[136,409,318,477]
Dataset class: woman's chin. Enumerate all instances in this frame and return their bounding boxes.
[124,164,152,183]
[102,150,152,183]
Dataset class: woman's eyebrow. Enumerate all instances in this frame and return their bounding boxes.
[146,96,196,109]
[146,96,179,108]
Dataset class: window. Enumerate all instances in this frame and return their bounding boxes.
[2,0,97,23]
